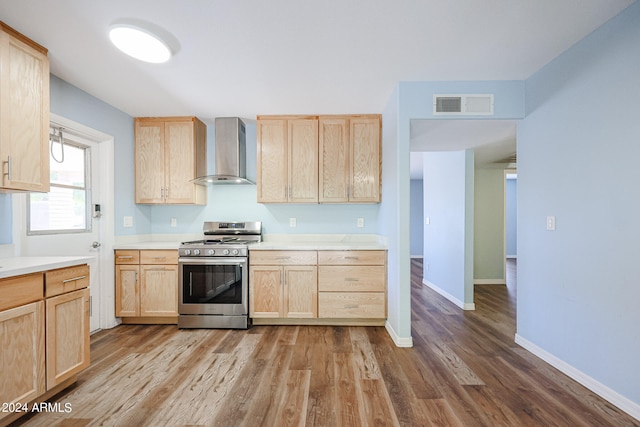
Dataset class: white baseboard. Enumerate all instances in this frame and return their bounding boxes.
[474,278,506,285]
[423,279,475,310]
[506,255,517,259]
[410,255,423,259]
[385,321,413,347]
[515,334,640,421]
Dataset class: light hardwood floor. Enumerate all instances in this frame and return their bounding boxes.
[10,258,639,426]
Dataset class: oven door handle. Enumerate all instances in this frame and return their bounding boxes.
[189,272,193,296]
[179,257,248,265]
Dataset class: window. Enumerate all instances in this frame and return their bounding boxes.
[28,136,91,235]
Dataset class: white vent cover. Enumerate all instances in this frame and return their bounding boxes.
[433,94,494,115]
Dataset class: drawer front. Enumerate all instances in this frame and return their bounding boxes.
[140,250,178,265]
[115,250,140,265]
[318,292,386,319]
[317,250,386,266]
[45,265,90,297]
[0,273,44,311]
[318,266,386,292]
[249,250,317,266]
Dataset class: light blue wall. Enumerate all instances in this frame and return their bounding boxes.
[506,177,517,257]
[518,1,640,406]
[409,179,423,257]
[46,77,382,237]
[49,75,150,236]
[423,151,474,306]
[148,121,380,235]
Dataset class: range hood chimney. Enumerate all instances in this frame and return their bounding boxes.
[192,117,253,185]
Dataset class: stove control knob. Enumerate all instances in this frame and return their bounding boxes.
[232,249,239,256]
[223,249,230,255]
[207,249,215,256]
[193,249,201,256]
[184,249,191,256]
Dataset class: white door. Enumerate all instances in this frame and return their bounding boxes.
[16,126,109,333]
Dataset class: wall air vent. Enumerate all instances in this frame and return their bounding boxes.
[433,94,494,115]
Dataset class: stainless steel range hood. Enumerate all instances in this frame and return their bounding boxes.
[192,117,254,185]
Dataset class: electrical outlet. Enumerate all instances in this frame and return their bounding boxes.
[357,217,364,228]
[289,218,297,227]
[171,218,177,228]
[123,216,133,228]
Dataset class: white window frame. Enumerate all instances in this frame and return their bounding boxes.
[27,137,92,236]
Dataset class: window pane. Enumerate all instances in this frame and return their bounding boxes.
[50,143,85,187]
[30,187,86,232]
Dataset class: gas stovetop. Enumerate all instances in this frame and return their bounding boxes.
[179,221,261,257]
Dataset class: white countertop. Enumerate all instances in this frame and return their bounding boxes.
[250,234,387,251]
[114,241,182,250]
[113,234,388,251]
[0,256,95,279]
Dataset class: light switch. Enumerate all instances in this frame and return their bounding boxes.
[546,215,556,231]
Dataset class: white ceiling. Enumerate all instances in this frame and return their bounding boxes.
[410,119,518,178]
[0,0,634,172]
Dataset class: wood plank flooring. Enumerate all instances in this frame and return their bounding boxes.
[10,258,639,426]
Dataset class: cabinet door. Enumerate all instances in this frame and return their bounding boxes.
[165,120,197,204]
[140,265,178,316]
[288,118,318,203]
[284,266,317,318]
[257,119,288,203]
[0,29,49,192]
[134,120,165,203]
[0,301,45,403]
[350,117,381,202]
[319,118,349,203]
[45,288,90,389]
[115,265,140,317]
[249,266,283,318]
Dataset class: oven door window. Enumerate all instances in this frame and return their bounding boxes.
[182,264,243,304]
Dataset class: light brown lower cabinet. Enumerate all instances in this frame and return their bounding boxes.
[317,251,387,319]
[0,265,90,425]
[249,251,318,318]
[115,250,179,323]
[249,249,387,324]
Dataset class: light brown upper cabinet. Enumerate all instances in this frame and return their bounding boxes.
[257,114,381,204]
[257,116,319,203]
[134,116,207,204]
[0,22,50,192]
[319,115,381,203]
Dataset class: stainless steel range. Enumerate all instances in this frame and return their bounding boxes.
[178,221,261,329]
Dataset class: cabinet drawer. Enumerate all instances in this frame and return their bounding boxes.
[318,292,386,318]
[115,250,140,264]
[140,250,178,265]
[250,250,317,265]
[0,273,44,312]
[318,266,386,292]
[45,265,90,297]
[318,250,386,265]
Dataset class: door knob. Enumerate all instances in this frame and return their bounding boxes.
[91,241,102,248]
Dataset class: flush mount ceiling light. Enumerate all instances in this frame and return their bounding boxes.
[109,20,175,63]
